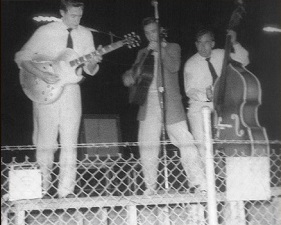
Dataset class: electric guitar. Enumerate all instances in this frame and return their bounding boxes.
[20,33,140,104]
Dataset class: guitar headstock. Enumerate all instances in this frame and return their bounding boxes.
[123,32,141,48]
[228,0,246,29]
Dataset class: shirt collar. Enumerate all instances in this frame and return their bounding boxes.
[197,52,214,61]
[59,20,80,32]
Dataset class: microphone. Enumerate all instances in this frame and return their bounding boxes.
[151,0,158,6]
[151,0,159,20]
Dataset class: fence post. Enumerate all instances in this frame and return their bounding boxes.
[127,205,138,225]
[202,106,218,225]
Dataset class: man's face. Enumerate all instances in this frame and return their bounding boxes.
[144,22,158,42]
[195,33,215,58]
[60,6,83,29]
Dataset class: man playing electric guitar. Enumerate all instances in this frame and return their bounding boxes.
[14,0,102,198]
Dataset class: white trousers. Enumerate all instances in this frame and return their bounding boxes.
[187,101,214,159]
[33,85,81,197]
[138,93,206,191]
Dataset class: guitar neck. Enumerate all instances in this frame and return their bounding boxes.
[216,34,232,107]
[221,35,232,72]
[69,40,124,67]
[215,1,245,110]
[97,40,125,56]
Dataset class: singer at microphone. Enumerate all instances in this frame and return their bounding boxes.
[147,40,167,52]
[122,17,206,196]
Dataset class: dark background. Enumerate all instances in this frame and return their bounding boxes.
[1,0,281,154]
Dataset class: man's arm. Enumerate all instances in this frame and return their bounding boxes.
[231,43,250,66]
[15,26,60,84]
[122,50,145,87]
[20,60,60,84]
[184,61,210,102]
[82,30,102,76]
[83,56,102,76]
[228,30,250,66]
[14,26,46,69]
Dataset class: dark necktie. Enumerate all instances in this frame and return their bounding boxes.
[206,57,218,84]
[67,28,73,49]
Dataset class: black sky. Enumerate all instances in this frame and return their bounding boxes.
[1,0,281,148]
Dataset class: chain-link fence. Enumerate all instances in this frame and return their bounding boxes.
[1,139,281,225]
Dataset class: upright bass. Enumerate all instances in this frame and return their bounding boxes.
[213,0,269,157]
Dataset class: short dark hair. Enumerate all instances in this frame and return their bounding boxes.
[195,29,215,41]
[142,17,157,28]
[60,0,84,12]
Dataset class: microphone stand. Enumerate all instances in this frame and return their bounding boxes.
[152,0,169,192]
[152,7,171,225]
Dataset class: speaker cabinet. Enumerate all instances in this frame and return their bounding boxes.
[79,114,122,158]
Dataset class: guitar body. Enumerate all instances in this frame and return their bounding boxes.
[20,49,83,104]
[129,51,154,105]
[129,70,154,105]
[213,62,269,156]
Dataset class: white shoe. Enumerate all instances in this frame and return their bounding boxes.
[190,185,207,194]
[142,189,156,196]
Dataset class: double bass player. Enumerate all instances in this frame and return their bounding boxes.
[183,28,249,160]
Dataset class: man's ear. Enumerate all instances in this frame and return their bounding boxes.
[60,10,65,17]
[211,41,215,48]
